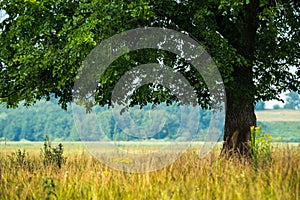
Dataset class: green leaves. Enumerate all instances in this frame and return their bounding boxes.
[0,0,155,109]
[218,0,244,13]
[0,0,299,110]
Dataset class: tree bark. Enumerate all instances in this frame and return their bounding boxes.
[220,0,260,158]
[221,78,257,158]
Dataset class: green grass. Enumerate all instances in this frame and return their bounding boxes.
[0,142,299,200]
[258,121,300,142]
[256,110,300,142]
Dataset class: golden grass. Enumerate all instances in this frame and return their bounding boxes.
[0,143,299,200]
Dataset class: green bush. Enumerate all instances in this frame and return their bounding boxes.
[249,126,280,167]
[8,149,35,171]
[43,177,57,200]
[41,136,66,169]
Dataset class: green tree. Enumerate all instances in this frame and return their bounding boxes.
[0,100,75,141]
[284,91,300,110]
[273,104,281,110]
[0,0,299,157]
[255,101,265,111]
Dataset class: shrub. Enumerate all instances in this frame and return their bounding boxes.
[43,177,57,200]
[41,136,66,169]
[8,149,34,171]
[249,125,281,167]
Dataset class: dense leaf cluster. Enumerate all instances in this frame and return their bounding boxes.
[0,0,299,109]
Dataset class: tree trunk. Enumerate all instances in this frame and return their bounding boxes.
[220,0,260,158]
[221,87,257,158]
[221,61,257,158]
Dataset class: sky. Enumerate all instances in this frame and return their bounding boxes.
[0,10,6,23]
[264,93,287,109]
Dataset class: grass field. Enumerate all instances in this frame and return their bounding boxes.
[256,110,300,121]
[0,142,299,200]
[255,110,300,142]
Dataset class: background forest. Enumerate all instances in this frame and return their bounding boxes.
[0,98,215,142]
[0,94,299,142]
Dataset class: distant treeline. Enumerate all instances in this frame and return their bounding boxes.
[1,99,299,142]
[0,99,76,141]
[0,99,223,142]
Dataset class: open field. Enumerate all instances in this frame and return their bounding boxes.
[255,110,300,142]
[0,142,299,200]
[256,110,300,121]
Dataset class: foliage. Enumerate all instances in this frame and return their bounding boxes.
[7,149,35,171]
[0,0,299,108]
[0,0,299,157]
[0,0,155,109]
[249,125,284,168]
[249,126,272,165]
[41,136,66,169]
[0,99,77,141]
[1,100,300,142]
[0,144,299,199]
[255,101,265,111]
[273,104,281,110]
[43,177,57,200]
[8,149,27,167]
[284,91,300,110]
[0,100,214,142]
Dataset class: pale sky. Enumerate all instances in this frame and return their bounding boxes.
[0,10,7,23]
[264,93,287,109]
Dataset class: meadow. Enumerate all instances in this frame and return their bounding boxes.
[0,141,299,200]
[256,110,300,142]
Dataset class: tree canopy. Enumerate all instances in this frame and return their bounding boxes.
[0,0,298,108]
[0,0,299,156]
[284,91,300,109]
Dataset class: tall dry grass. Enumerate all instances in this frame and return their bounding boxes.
[0,144,299,200]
